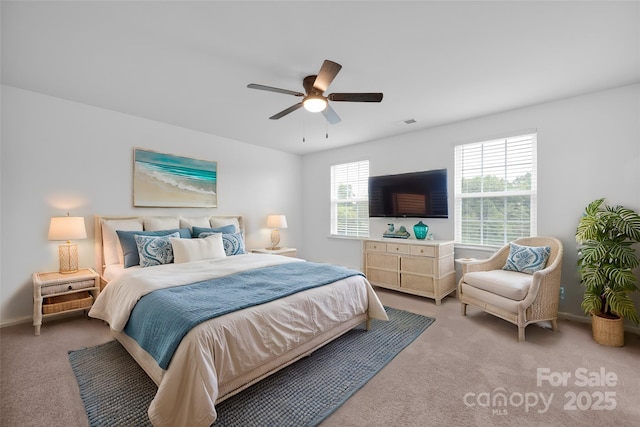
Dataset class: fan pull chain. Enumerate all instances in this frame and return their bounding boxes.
[302,119,305,142]
[326,120,329,139]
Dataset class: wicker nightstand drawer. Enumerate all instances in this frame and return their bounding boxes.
[41,279,97,296]
[43,292,94,314]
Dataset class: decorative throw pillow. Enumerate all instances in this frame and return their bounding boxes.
[170,234,226,263]
[503,242,551,275]
[135,232,180,267]
[221,232,246,256]
[210,217,240,232]
[117,228,191,268]
[199,231,246,256]
[179,216,212,232]
[101,219,143,266]
[192,224,237,238]
[143,217,180,231]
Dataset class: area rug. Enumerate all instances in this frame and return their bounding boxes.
[69,307,434,427]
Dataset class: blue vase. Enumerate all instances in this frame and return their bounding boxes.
[413,221,428,240]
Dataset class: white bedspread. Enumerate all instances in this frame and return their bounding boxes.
[89,254,387,427]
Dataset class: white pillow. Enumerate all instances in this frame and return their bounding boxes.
[144,217,180,231]
[210,217,240,232]
[170,234,226,264]
[101,219,143,265]
[179,216,211,232]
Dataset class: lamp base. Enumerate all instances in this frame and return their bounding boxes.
[270,229,281,251]
[59,243,79,274]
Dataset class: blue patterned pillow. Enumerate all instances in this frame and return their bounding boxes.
[503,242,551,274]
[134,232,180,267]
[192,224,236,238]
[117,228,191,268]
[200,231,246,256]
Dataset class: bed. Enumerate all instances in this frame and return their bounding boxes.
[89,214,388,427]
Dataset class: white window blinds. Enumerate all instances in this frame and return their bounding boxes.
[330,160,370,237]
[454,133,537,246]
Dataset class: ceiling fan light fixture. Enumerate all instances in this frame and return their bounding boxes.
[303,95,327,113]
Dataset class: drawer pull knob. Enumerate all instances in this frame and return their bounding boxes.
[68,285,73,291]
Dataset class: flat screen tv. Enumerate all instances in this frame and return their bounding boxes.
[368,169,448,218]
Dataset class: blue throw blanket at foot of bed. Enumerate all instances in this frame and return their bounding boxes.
[124,261,364,369]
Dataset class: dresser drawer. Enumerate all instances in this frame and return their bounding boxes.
[401,274,434,293]
[367,253,398,270]
[367,269,399,287]
[409,245,435,257]
[364,241,386,252]
[41,279,97,296]
[401,257,434,275]
[386,243,409,254]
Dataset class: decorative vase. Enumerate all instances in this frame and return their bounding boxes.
[413,221,428,240]
[591,313,624,347]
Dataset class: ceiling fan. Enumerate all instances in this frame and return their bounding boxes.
[247,60,383,124]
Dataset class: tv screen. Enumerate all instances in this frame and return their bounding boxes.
[368,169,448,218]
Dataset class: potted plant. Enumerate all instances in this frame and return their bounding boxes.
[575,198,640,346]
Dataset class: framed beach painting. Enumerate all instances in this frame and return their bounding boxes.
[133,148,217,207]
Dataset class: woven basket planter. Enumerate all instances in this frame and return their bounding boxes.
[591,313,624,347]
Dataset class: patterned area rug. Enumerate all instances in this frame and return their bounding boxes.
[69,307,435,427]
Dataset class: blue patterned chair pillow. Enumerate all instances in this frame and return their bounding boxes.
[135,232,180,267]
[199,231,246,256]
[503,242,551,275]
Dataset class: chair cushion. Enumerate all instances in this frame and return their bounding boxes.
[463,270,533,301]
[503,242,551,274]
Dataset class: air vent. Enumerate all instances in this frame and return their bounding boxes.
[394,118,417,126]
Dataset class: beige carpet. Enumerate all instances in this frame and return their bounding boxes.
[2,287,639,426]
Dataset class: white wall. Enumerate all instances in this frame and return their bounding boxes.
[301,84,640,319]
[3,84,638,325]
[0,85,302,325]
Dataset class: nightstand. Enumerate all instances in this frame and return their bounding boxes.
[251,247,298,257]
[32,268,100,336]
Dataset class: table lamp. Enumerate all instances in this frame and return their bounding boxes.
[266,214,288,250]
[48,214,87,273]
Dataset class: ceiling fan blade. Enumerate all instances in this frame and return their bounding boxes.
[269,102,303,120]
[328,93,383,102]
[313,60,342,93]
[248,83,304,97]
[322,104,341,124]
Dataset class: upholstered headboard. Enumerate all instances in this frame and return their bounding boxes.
[94,214,245,277]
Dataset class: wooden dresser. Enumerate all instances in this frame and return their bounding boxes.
[363,239,456,305]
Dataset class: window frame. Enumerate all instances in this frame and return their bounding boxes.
[330,160,370,238]
[454,133,538,247]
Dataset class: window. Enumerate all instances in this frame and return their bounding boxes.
[330,160,369,237]
[454,133,537,246]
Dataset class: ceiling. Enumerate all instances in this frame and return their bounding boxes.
[2,1,639,155]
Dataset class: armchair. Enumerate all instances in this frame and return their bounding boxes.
[458,237,564,341]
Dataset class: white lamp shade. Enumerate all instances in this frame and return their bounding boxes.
[266,215,288,229]
[48,216,87,241]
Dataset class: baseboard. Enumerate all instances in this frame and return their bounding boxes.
[0,315,32,328]
[1,311,88,329]
[558,311,640,335]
